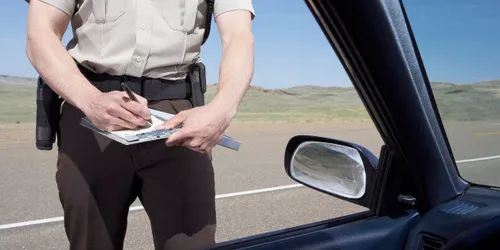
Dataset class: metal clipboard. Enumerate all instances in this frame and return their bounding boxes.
[80,108,241,151]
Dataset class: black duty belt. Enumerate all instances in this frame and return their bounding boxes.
[77,64,192,102]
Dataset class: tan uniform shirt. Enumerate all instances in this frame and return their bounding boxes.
[37,0,255,80]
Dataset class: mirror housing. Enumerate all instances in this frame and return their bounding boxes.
[284,135,379,208]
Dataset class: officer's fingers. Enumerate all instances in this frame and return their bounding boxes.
[169,111,189,127]
[187,137,203,148]
[114,91,149,121]
[166,130,185,146]
[199,141,213,154]
[198,133,219,150]
[102,122,125,132]
[179,139,198,153]
[119,109,146,127]
[101,125,115,132]
[110,106,147,127]
[121,113,148,128]
[121,100,150,121]
[203,134,221,152]
[157,111,188,130]
[100,111,137,130]
[103,124,127,132]
[109,115,138,130]
[189,147,205,154]
[166,128,193,147]
[182,139,204,153]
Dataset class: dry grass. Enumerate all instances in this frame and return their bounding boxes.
[1,76,499,124]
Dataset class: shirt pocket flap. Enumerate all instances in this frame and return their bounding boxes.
[162,0,199,32]
[91,0,125,23]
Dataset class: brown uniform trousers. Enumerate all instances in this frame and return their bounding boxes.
[55,76,216,250]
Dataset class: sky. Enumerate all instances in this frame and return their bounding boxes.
[1,0,499,89]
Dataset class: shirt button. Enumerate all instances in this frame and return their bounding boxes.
[141,24,147,30]
[136,56,143,62]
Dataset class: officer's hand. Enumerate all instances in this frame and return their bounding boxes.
[83,91,151,132]
[155,103,235,154]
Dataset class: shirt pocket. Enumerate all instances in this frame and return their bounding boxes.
[162,0,199,32]
[90,0,125,23]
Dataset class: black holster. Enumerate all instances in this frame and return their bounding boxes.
[35,77,62,150]
[187,62,207,107]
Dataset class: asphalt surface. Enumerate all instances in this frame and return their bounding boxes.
[0,121,499,249]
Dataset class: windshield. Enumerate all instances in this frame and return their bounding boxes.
[403,1,500,187]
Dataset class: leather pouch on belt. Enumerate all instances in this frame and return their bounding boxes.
[188,63,207,107]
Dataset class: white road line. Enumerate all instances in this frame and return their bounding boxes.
[0,217,64,231]
[1,154,499,232]
[0,184,303,231]
[456,155,500,164]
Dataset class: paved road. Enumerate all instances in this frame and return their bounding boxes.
[0,121,499,249]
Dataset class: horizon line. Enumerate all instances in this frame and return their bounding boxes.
[1,74,499,89]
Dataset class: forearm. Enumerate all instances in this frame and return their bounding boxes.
[210,32,254,116]
[26,27,99,112]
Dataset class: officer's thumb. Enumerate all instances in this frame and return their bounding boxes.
[156,111,187,130]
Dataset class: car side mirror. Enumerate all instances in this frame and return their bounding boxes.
[284,135,379,208]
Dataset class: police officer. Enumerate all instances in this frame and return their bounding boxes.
[25,0,255,249]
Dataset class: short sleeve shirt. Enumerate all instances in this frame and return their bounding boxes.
[34,0,255,80]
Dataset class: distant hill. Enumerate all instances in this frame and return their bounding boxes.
[428,81,500,121]
[0,75,37,86]
[0,75,499,123]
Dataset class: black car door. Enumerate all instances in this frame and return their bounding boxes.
[208,0,471,249]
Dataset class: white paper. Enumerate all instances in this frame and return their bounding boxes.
[110,115,165,139]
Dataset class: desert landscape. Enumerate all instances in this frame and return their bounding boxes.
[1,76,500,248]
[1,75,500,124]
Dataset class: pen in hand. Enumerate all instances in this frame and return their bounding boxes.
[121,82,153,126]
